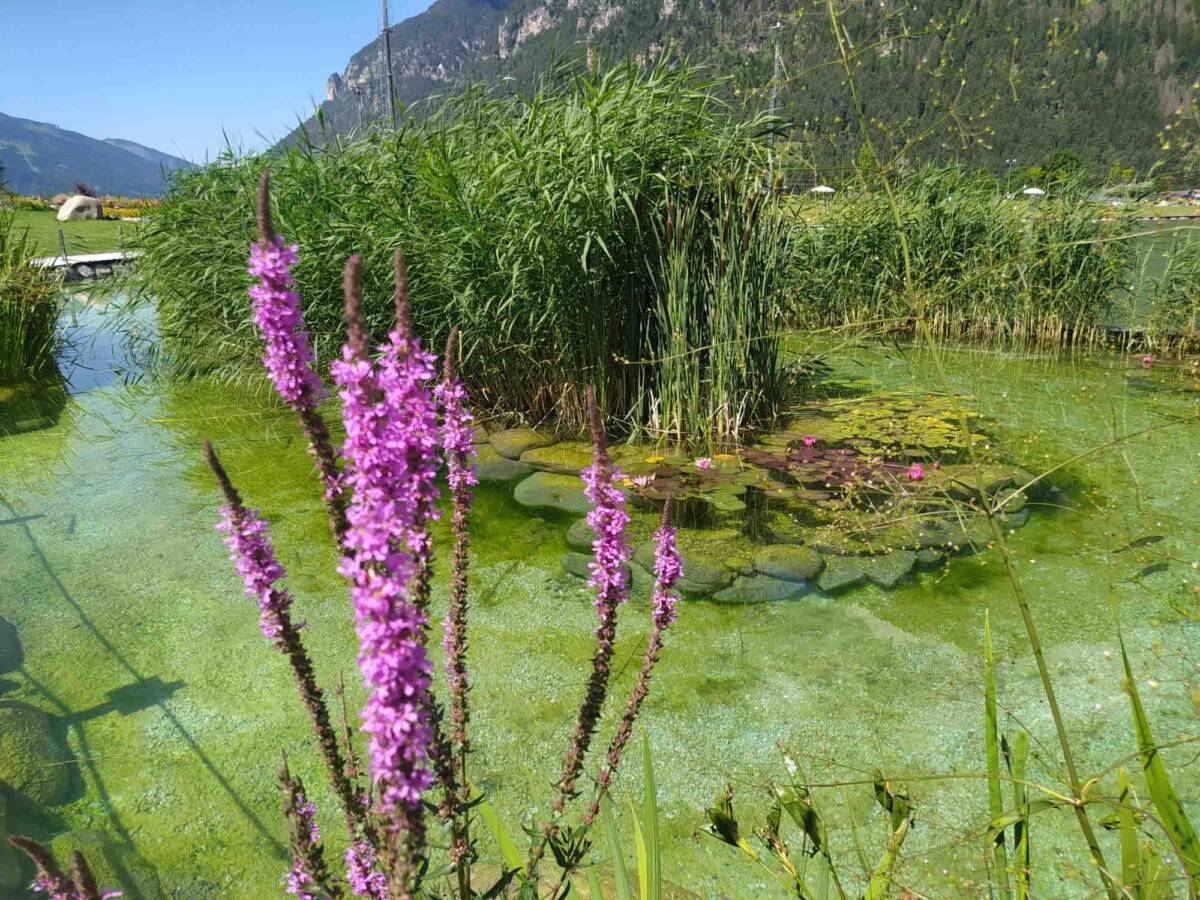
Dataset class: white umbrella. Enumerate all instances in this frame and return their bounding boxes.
[1021,186,1046,196]
[810,185,836,194]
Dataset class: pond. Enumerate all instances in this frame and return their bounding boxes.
[0,299,1197,898]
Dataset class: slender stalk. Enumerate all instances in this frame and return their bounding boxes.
[204,441,369,845]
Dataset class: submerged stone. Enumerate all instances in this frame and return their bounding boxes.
[513,472,591,515]
[752,545,824,582]
[491,427,555,460]
[0,701,69,807]
[566,517,594,550]
[0,616,21,674]
[862,550,917,589]
[816,556,867,593]
[714,574,809,603]
[50,830,164,900]
[633,541,733,595]
[915,547,945,567]
[559,553,652,597]
[521,442,593,475]
[475,445,533,482]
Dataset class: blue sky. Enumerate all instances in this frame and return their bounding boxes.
[0,0,433,161]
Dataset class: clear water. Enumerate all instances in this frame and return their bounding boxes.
[1,302,1197,898]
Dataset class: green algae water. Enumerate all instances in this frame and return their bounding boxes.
[1,301,1197,898]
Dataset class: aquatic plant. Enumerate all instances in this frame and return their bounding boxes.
[0,206,61,381]
[117,59,786,444]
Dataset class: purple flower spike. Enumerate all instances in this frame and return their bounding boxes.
[345,841,387,899]
[582,427,632,618]
[333,254,436,828]
[650,513,681,628]
[215,502,293,642]
[248,236,327,410]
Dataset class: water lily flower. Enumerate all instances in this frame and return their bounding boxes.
[694,457,713,471]
[906,462,926,482]
[1140,354,1154,368]
[802,435,818,447]
[630,474,655,489]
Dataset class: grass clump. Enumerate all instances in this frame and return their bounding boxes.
[125,60,789,446]
[787,167,1135,345]
[0,207,61,380]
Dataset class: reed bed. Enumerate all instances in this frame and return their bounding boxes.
[786,168,1137,347]
[123,61,788,444]
[0,205,62,380]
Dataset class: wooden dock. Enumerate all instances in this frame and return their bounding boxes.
[30,250,140,280]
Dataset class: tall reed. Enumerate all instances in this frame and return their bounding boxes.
[121,60,788,444]
[0,206,61,380]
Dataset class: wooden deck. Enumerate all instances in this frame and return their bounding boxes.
[30,250,140,270]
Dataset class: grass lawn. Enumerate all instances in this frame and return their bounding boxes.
[10,208,133,256]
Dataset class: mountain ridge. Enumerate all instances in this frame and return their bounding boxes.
[0,112,189,197]
[292,0,1200,177]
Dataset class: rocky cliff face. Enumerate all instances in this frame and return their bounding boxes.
[289,0,1199,176]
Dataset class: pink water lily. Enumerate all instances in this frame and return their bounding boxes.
[802,435,818,447]
[906,462,926,482]
[1140,354,1154,368]
[694,457,713,471]
[630,474,656,489]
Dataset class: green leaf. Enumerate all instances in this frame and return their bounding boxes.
[1116,768,1141,894]
[984,610,1013,900]
[1121,635,1200,880]
[476,792,524,875]
[864,817,910,900]
[602,794,634,900]
[640,730,661,900]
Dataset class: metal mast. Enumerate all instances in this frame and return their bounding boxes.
[382,0,397,127]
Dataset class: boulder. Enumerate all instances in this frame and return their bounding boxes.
[50,830,163,900]
[861,550,917,589]
[475,445,532,482]
[714,574,809,604]
[632,541,733,596]
[0,616,21,674]
[565,517,594,551]
[56,195,103,222]
[520,442,593,475]
[490,427,555,460]
[816,556,867,593]
[0,701,69,806]
[0,793,20,894]
[752,545,824,582]
[513,472,591,515]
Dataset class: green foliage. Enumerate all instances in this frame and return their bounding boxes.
[127,60,787,443]
[786,167,1135,344]
[0,207,61,380]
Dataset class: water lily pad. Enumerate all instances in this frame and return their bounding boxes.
[490,427,555,460]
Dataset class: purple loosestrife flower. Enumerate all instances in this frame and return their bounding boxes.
[248,172,346,539]
[584,499,681,827]
[248,236,327,410]
[531,388,631,872]
[332,255,436,841]
[279,758,340,900]
[215,501,292,641]
[436,328,476,888]
[345,841,387,899]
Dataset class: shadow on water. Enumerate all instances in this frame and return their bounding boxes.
[0,495,288,860]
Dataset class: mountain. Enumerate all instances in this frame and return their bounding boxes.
[291,0,1200,178]
[0,113,189,197]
